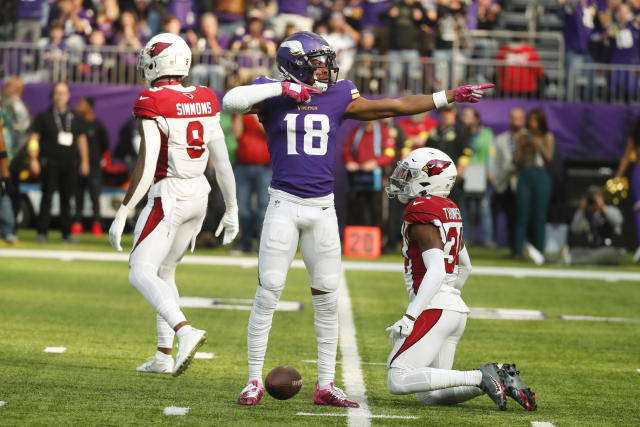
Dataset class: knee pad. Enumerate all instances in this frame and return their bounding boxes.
[258,269,287,294]
[387,369,406,395]
[128,262,157,289]
[310,272,340,293]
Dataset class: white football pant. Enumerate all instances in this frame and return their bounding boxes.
[387,309,483,404]
[128,195,207,347]
[248,189,341,387]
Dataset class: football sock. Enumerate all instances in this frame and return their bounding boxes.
[129,262,187,328]
[388,367,482,395]
[247,286,281,384]
[312,291,338,388]
[156,314,174,349]
[156,265,179,348]
[176,324,193,339]
[416,386,483,405]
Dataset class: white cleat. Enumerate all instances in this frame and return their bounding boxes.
[136,354,174,374]
[172,328,207,377]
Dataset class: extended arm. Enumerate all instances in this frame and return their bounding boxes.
[223,81,322,115]
[108,118,160,251]
[208,114,239,245]
[344,84,494,121]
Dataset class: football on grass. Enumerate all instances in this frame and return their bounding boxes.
[265,366,303,400]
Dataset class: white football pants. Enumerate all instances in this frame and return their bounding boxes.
[248,190,341,386]
[387,309,483,404]
[128,195,207,344]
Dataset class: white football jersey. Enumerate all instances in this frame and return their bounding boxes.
[133,83,223,200]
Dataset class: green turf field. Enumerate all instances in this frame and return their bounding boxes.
[1,239,639,425]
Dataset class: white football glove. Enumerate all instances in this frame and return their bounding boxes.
[385,315,415,346]
[109,205,129,252]
[215,204,239,245]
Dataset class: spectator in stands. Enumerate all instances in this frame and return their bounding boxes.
[15,0,45,42]
[114,10,144,50]
[0,108,16,243]
[343,0,365,30]
[513,108,555,263]
[96,0,119,42]
[353,29,383,93]
[43,24,69,69]
[495,39,544,97]
[324,12,360,79]
[361,0,393,53]
[163,15,182,36]
[28,82,89,243]
[80,29,109,81]
[560,186,625,265]
[134,0,164,40]
[433,0,471,88]
[190,12,229,89]
[168,0,199,33]
[72,96,109,237]
[271,0,314,39]
[559,0,597,100]
[467,0,501,82]
[212,0,245,39]
[615,114,640,263]
[424,105,471,205]
[385,0,426,95]
[231,113,271,253]
[308,0,332,24]
[230,10,277,84]
[605,3,640,100]
[343,120,396,228]
[491,107,525,256]
[460,107,495,247]
[397,111,438,159]
[49,0,93,49]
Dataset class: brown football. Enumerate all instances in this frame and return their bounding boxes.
[265,366,303,400]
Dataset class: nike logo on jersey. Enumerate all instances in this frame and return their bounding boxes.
[139,96,149,100]
[413,201,424,205]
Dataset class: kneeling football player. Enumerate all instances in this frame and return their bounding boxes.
[384,148,536,411]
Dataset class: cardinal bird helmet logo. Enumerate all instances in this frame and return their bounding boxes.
[148,42,172,57]
[423,159,452,177]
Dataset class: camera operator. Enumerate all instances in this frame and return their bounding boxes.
[561,186,625,265]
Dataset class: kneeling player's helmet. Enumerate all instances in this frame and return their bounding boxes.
[276,31,339,92]
[387,148,457,203]
[138,33,191,87]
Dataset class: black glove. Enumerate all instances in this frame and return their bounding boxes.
[0,177,15,197]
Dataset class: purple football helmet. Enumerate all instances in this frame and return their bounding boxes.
[276,31,339,92]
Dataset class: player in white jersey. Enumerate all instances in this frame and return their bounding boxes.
[385,148,536,411]
[108,33,239,377]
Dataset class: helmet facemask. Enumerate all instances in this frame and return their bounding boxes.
[280,47,339,92]
[387,161,423,203]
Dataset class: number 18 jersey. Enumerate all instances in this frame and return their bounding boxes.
[253,76,360,199]
[401,195,470,313]
[133,83,220,200]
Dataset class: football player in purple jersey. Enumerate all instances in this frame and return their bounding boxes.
[223,31,493,407]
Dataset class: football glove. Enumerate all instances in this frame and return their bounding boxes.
[109,205,129,252]
[385,315,415,346]
[281,82,321,103]
[454,84,495,103]
[215,205,239,245]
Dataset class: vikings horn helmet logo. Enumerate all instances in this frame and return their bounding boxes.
[148,42,172,57]
[423,159,452,177]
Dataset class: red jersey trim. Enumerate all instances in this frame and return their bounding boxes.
[133,106,161,118]
[390,309,443,366]
[154,128,168,182]
[132,197,164,251]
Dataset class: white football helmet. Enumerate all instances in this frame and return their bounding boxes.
[138,33,191,87]
[387,148,457,203]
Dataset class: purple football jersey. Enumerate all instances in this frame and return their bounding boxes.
[254,76,360,198]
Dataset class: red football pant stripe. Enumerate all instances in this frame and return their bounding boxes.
[132,197,165,251]
[390,309,443,366]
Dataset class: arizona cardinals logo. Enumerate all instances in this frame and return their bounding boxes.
[423,159,451,177]
[148,42,172,57]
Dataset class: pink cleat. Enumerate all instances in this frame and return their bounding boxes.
[313,382,360,408]
[238,380,264,406]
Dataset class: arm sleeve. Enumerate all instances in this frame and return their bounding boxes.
[222,82,282,114]
[123,119,160,210]
[454,245,472,291]
[405,248,447,319]
[208,114,237,208]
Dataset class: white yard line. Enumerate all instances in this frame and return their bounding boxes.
[296,412,418,419]
[531,422,555,427]
[338,270,372,427]
[2,249,639,282]
[163,406,189,416]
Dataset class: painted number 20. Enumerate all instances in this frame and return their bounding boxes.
[284,113,330,156]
